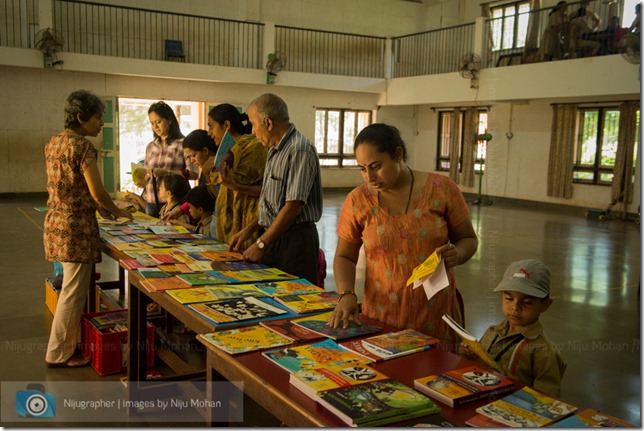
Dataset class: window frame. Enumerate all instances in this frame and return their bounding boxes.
[490,0,531,52]
[573,106,640,186]
[314,108,373,168]
[436,109,488,173]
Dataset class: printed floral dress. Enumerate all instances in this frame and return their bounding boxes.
[43,134,102,263]
[337,173,471,347]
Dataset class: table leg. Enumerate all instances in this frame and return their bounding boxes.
[127,280,150,416]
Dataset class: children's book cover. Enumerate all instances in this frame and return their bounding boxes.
[140,276,191,292]
[165,287,221,304]
[187,261,218,272]
[273,291,339,314]
[413,365,515,407]
[149,253,181,265]
[476,386,577,427]
[211,267,298,283]
[360,329,439,359]
[199,251,245,262]
[261,338,371,373]
[149,225,190,234]
[176,272,237,286]
[120,258,148,271]
[465,413,508,427]
[209,261,269,271]
[292,312,382,340]
[199,325,292,354]
[337,339,384,363]
[254,279,322,296]
[289,363,388,398]
[135,267,171,279]
[316,378,441,427]
[188,296,289,324]
[549,408,636,428]
[259,318,326,342]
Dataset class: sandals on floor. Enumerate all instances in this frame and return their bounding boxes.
[46,354,91,368]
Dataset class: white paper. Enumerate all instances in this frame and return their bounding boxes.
[412,258,449,301]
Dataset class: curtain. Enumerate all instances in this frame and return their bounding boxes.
[523,0,542,61]
[546,104,577,198]
[449,108,462,183]
[461,108,478,187]
[609,101,639,214]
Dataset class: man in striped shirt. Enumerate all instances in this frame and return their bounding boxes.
[228,93,323,285]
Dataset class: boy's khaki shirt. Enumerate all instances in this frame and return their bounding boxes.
[479,320,566,397]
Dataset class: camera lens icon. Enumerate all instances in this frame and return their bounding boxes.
[16,384,56,418]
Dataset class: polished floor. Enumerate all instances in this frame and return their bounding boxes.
[0,190,640,426]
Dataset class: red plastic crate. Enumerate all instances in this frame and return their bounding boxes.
[81,310,155,376]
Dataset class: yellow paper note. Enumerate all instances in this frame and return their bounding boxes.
[406,250,441,286]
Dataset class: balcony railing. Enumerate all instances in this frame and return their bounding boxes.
[0,0,629,79]
[391,23,475,78]
[53,0,264,68]
[275,25,386,78]
[0,0,38,49]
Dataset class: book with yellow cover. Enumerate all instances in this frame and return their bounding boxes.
[254,279,323,296]
[290,363,388,398]
[166,284,268,304]
[476,386,576,427]
[141,276,191,292]
[199,325,292,354]
[273,291,339,314]
[262,338,371,373]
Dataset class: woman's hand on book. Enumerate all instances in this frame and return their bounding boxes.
[328,295,361,329]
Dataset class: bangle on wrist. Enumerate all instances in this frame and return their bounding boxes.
[338,290,357,302]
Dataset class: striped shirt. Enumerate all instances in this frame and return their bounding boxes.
[258,124,323,227]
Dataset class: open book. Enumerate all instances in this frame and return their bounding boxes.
[441,314,506,374]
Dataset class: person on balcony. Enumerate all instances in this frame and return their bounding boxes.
[540,1,570,61]
[569,0,601,57]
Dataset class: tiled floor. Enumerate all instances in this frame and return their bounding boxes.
[0,190,640,426]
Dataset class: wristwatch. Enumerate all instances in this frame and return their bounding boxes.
[256,238,265,250]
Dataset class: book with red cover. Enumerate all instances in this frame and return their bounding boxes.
[414,365,515,407]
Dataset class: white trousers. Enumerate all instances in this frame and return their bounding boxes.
[45,262,93,364]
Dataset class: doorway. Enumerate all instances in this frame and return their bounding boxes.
[117,97,204,193]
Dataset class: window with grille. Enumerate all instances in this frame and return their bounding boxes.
[314,108,372,167]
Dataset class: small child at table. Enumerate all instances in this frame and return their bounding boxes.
[463,259,566,397]
[169,185,215,237]
[157,174,191,224]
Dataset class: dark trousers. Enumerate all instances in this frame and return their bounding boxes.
[261,222,319,286]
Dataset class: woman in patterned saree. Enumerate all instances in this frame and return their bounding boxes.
[328,123,478,350]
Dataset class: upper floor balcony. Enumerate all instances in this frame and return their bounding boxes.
[0,0,639,105]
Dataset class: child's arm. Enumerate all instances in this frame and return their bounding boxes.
[125,192,146,211]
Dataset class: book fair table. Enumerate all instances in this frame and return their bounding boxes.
[197,317,525,427]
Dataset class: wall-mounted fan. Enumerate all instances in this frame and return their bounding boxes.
[458,53,481,88]
[34,27,64,69]
[618,33,640,64]
[265,51,286,84]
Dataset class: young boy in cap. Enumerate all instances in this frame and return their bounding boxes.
[477,259,566,397]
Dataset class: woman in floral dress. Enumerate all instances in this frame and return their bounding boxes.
[43,90,132,367]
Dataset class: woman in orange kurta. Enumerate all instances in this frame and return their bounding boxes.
[329,123,478,349]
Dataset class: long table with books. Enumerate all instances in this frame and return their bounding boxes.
[197,317,522,427]
[96,213,341,418]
